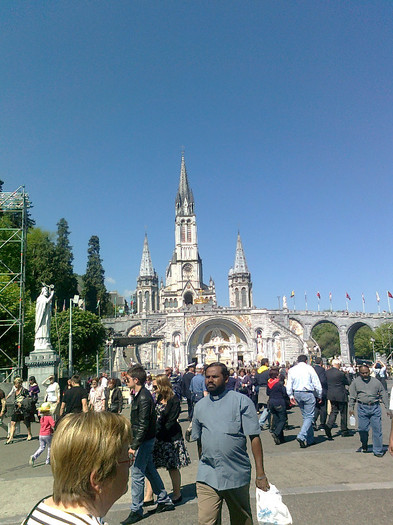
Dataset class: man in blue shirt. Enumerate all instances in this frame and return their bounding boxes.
[192,362,269,525]
[185,363,206,442]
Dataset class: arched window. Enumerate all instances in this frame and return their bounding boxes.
[187,220,192,242]
[138,292,142,313]
[235,288,240,307]
[144,291,150,312]
[184,292,193,305]
[174,299,178,308]
[241,288,247,307]
[151,291,156,311]
[181,221,186,242]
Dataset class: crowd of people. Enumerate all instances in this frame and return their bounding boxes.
[0,355,391,524]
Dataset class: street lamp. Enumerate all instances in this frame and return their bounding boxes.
[68,294,80,377]
[370,337,375,363]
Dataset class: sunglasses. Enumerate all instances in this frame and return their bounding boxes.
[118,453,134,468]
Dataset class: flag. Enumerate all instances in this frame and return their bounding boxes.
[388,291,393,299]
[317,291,321,299]
[63,300,66,311]
[376,292,380,302]
[329,292,332,301]
[346,292,351,300]
[96,299,101,309]
[290,290,295,298]
[362,293,365,303]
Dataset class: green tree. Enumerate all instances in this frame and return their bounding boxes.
[82,235,108,314]
[53,218,78,308]
[311,322,340,358]
[353,325,374,359]
[26,227,57,301]
[373,323,393,357]
[52,308,106,373]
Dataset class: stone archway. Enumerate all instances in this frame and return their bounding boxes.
[347,321,374,362]
[310,320,340,358]
[187,317,251,366]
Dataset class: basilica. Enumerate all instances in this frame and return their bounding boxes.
[105,154,307,370]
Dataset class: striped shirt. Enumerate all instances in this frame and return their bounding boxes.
[25,501,105,525]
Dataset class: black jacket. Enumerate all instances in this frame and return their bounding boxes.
[181,371,195,399]
[130,386,156,450]
[313,365,328,398]
[326,367,350,402]
[156,395,183,442]
[105,387,123,413]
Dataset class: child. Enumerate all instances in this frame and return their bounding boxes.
[29,402,55,466]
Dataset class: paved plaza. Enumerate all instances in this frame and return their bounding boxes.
[3,388,393,525]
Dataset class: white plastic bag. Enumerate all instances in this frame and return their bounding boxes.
[256,484,292,525]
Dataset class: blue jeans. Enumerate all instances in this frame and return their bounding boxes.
[294,392,316,444]
[357,403,383,455]
[131,437,172,515]
[258,407,270,428]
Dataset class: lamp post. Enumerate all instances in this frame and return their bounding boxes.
[68,294,80,377]
[370,338,375,363]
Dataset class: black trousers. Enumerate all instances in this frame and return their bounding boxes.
[313,397,327,427]
[327,400,348,431]
[270,404,287,440]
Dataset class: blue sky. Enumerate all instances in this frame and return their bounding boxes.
[1,2,393,312]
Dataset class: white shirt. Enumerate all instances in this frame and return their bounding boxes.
[100,376,108,389]
[45,382,60,403]
[286,362,322,398]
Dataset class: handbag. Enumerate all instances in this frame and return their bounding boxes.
[256,484,292,525]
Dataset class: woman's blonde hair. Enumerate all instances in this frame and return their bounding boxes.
[13,377,23,386]
[51,411,131,506]
[155,374,174,401]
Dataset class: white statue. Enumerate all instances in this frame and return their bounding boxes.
[34,284,54,350]
[283,295,288,309]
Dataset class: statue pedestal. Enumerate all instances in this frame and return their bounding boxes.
[25,346,61,391]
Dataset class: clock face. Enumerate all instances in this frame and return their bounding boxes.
[183,263,193,279]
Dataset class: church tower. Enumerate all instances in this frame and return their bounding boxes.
[228,232,253,308]
[136,234,159,313]
[161,153,216,310]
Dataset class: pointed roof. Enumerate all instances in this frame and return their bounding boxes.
[175,152,194,215]
[139,234,155,277]
[233,232,249,274]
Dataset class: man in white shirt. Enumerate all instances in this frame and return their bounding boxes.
[286,355,322,448]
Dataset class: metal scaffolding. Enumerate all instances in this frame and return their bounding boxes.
[0,186,29,377]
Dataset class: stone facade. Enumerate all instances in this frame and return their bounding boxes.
[104,155,393,369]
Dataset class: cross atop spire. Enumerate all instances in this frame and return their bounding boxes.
[175,152,194,216]
[233,232,249,274]
[139,234,155,277]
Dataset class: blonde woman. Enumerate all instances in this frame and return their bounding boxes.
[24,411,131,524]
[150,374,190,503]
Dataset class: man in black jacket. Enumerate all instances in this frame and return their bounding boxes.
[313,357,328,431]
[121,365,174,524]
[181,364,195,420]
[325,359,351,439]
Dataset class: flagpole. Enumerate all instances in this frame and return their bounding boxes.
[305,292,307,312]
[329,293,332,312]
[388,291,391,314]
[318,298,320,312]
[362,294,365,314]
[346,297,348,312]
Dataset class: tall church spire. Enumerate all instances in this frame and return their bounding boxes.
[233,232,249,273]
[228,232,253,308]
[175,152,194,216]
[139,234,154,277]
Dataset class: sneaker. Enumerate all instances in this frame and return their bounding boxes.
[374,451,385,457]
[296,437,307,448]
[362,444,368,453]
[156,502,175,513]
[272,434,281,445]
[45,460,50,465]
[120,511,143,524]
[29,456,35,467]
